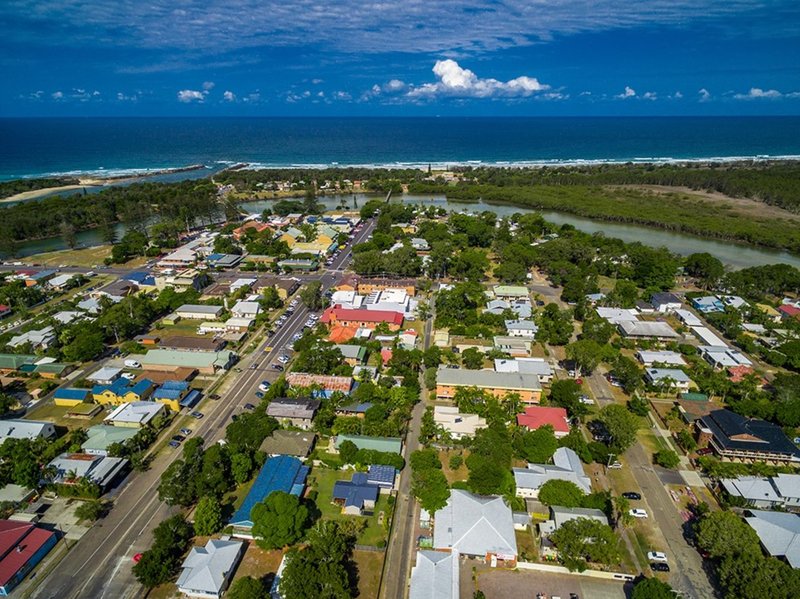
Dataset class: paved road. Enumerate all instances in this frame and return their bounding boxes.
[586,372,716,599]
[29,218,376,599]
[380,298,435,599]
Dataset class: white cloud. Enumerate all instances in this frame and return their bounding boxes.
[311,78,323,84]
[223,90,236,101]
[405,59,549,99]
[642,91,657,100]
[616,86,636,99]
[202,81,215,91]
[334,91,352,101]
[733,87,783,100]
[242,92,261,103]
[177,89,205,102]
[698,88,712,101]
[51,91,64,100]
[673,91,683,99]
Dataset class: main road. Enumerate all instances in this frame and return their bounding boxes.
[29,218,376,599]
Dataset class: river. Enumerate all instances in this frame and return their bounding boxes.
[8,193,800,270]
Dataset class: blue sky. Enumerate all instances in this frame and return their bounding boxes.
[1,0,799,116]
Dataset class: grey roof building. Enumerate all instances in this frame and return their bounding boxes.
[436,367,541,394]
[744,510,800,568]
[540,506,609,536]
[514,447,591,498]
[259,430,316,458]
[0,420,56,442]
[409,551,459,599]
[618,319,679,339]
[265,398,320,429]
[433,489,517,560]
[176,538,244,598]
[721,474,800,510]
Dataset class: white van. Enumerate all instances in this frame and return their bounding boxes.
[124,359,142,369]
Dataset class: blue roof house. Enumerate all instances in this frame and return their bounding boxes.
[692,296,725,313]
[332,473,379,516]
[230,455,309,536]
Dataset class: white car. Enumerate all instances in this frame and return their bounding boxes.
[647,551,668,562]
[120,372,136,380]
[278,355,290,364]
[608,461,623,469]
[629,509,648,518]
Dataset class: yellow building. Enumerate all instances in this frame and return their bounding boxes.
[92,379,155,406]
[53,388,91,407]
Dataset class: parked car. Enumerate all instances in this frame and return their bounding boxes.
[172,435,185,443]
[259,381,271,392]
[168,440,181,449]
[120,372,136,380]
[179,428,192,436]
[622,492,642,500]
[278,355,290,364]
[209,394,221,400]
[651,562,670,572]
[190,411,204,419]
[272,364,284,371]
[647,551,668,562]
[244,403,256,410]
[608,461,623,469]
[696,447,714,456]
[255,391,264,399]
[629,508,648,518]
[578,395,595,405]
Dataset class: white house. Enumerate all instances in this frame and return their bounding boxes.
[176,539,245,599]
[504,319,538,338]
[176,304,224,320]
[644,368,693,392]
[513,448,591,499]
[231,300,260,319]
[636,350,686,367]
[409,551,459,599]
[433,406,487,439]
[650,292,682,313]
[0,420,56,443]
[494,358,553,384]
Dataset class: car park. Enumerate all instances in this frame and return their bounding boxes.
[190,411,204,419]
[651,562,670,572]
[629,508,648,518]
[647,551,668,562]
[180,428,192,436]
[622,492,642,500]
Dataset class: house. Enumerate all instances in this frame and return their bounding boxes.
[650,292,682,313]
[232,220,272,240]
[176,304,224,320]
[728,365,766,386]
[335,344,367,366]
[433,489,517,563]
[362,288,416,317]
[410,238,430,252]
[0,305,11,320]
[0,485,35,506]
[778,304,800,322]
[692,296,725,314]
[332,473,380,515]
[160,336,226,352]
[52,310,86,325]
[92,378,155,406]
[139,349,237,374]
[409,551,459,599]
[493,358,553,384]
[0,354,37,374]
[691,326,728,347]
[493,335,532,356]
[86,366,122,385]
[176,539,245,599]
[53,387,91,407]
[513,447,591,498]
[350,276,417,297]
[504,319,538,338]
[229,455,309,535]
[122,271,157,290]
[433,406,487,439]
[697,409,800,464]
[492,285,529,301]
[644,368,693,392]
[0,520,58,596]
[21,269,57,287]
[0,420,56,443]
[485,299,532,318]
[699,345,753,369]
[335,402,373,418]
[332,434,402,455]
[104,401,165,428]
[223,317,254,333]
[674,309,703,327]
[29,361,72,379]
[540,506,609,535]
[259,430,316,459]
[367,465,397,490]
[617,319,679,339]
[8,326,56,350]
[265,398,320,429]
[155,269,208,293]
[81,425,139,456]
[151,380,198,412]
[94,278,138,301]
[46,453,128,491]
[720,474,800,510]
[516,406,570,438]
[743,510,800,568]
[204,253,243,269]
[231,300,260,319]
[595,307,639,324]
[721,295,749,310]
[435,368,542,404]
[286,373,353,397]
[321,307,404,331]
[47,273,77,290]
[636,350,686,367]
[277,258,318,271]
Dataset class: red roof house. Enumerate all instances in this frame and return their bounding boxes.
[516,406,570,438]
[0,305,10,319]
[778,304,800,321]
[232,220,272,240]
[0,520,58,595]
[328,324,358,344]
[727,365,767,386]
[320,307,404,331]
[380,348,393,366]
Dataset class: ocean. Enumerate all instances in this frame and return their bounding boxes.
[2,116,800,180]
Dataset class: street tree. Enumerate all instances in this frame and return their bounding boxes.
[300,281,325,310]
[695,510,761,559]
[598,404,640,453]
[193,495,224,536]
[631,577,675,599]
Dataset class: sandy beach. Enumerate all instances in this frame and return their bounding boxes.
[0,183,101,203]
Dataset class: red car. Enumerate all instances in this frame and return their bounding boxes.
[133,553,143,563]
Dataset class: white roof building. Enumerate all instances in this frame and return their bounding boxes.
[8,326,56,349]
[494,358,553,382]
[433,405,487,439]
[104,401,165,427]
[744,510,800,568]
[176,304,224,320]
[595,307,639,324]
[636,350,687,367]
[46,453,128,490]
[504,319,538,338]
[87,366,122,385]
[618,320,679,339]
[540,506,609,536]
[52,310,86,325]
[47,273,77,289]
[674,309,703,327]
[720,476,789,509]
[691,326,727,347]
[699,345,753,369]
[433,490,517,560]
[176,538,245,599]
[513,448,591,499]
[644,368,693,390]
[409,551,459,599]
[231,300,260,318]
[0,420,56,442]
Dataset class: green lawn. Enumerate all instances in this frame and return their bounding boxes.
[309,467,390,547]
